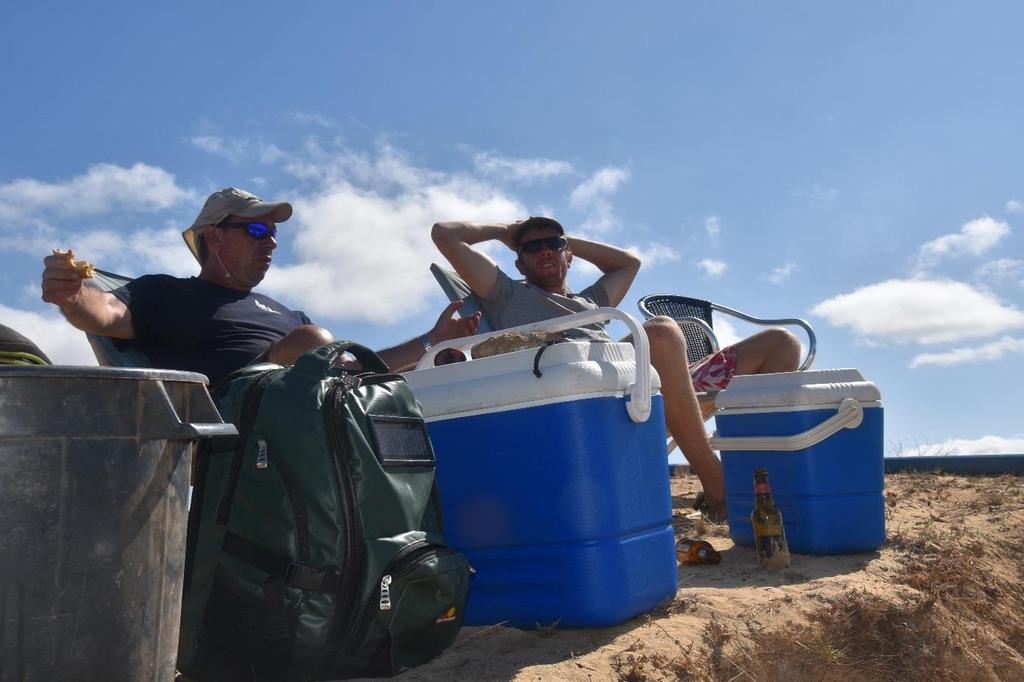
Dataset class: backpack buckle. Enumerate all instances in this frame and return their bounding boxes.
[284,562,340,593]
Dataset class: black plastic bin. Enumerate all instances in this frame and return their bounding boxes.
[0,366,236,682]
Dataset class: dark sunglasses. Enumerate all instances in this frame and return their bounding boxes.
[519,236,567,254]
[217,221,277,240]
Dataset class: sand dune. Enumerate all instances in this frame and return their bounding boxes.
[380,470,1024,681]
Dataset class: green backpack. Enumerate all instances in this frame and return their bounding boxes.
[178,342,471,681]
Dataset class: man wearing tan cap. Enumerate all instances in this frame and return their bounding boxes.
[42,187,479,386]
[432,216,800,520]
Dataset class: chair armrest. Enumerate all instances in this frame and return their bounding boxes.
[709,303,817,371]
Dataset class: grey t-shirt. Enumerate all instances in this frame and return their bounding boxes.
[479,269,612,342]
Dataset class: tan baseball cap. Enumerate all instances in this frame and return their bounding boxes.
[181,187,293,262]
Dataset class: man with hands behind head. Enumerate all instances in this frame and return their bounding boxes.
[42,187,479,387]
[432,217,800,520]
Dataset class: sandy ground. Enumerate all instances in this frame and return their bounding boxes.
[369,470,1024,682]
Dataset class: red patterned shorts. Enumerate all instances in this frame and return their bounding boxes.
[688,345,738,392]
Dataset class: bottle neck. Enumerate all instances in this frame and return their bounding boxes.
[754,480,774,506]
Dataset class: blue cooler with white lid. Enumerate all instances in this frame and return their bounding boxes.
[710,368,884,555]
[405,309,677,628]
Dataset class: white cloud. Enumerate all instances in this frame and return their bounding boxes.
[570,167,629,207]
[916,216,1010,271]
[290,111,334,128]
[792,185,838,204]
[261,145,524,323]
[910,336,1024,368]
[811,278,1024,344]
[698,259,727,278]
[12,221,196,279]
[0,304,97,365]
[285,140,435,191]
[900,435,1024,457]
[125,227,199,277]
[626,243,681,267]
[711,316,742,348]
[704,215,721,244]
[569,167,630,232]
[765,261,797,284]
[1006,199,1022,214]
[976,258,1024,288]
[186,135,286,165]
[0,163,194,223]
[472,151,574,183]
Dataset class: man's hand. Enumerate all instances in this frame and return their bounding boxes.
[429,300,481,344]
[41,252,87,307]
[499,222,522,251]
[40,251,135,338]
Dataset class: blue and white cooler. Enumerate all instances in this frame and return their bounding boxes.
[710,368,884,555]
[405,308,677,628]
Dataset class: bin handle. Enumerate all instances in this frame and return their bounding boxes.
[708,398,864,452]
[141,380,238,443]
[415,307,652,423]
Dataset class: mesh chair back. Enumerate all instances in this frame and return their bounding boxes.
[429,263,494,333]
[639,294,715,365]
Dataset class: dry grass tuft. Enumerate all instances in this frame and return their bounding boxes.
[626,473,1024,681]
[889,526,1024,659]
[651,592,980,681]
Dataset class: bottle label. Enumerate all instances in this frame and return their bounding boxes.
[754,482,771,494]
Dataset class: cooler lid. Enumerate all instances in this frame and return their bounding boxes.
[405,341,661,420]
[714,368,880,410]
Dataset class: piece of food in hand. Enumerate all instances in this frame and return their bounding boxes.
[52,249,96,279]
[472,331,565,358]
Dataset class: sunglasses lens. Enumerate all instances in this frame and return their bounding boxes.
[245,223,275,240]
[522,236,564,253]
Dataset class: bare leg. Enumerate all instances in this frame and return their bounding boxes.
[266,324,335,365]
[643,317,726,512]
[731,328,801,376]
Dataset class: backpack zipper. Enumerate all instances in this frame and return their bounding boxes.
[354,372,406,386]
[323,381,368,628]
[216,367,285,524]
[344,541,458,655]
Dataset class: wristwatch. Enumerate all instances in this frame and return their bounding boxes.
[418,333,433,352]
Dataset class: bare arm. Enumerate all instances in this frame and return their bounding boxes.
[564,237,641,307]
[375,301,481,371]
[431,221,519,299]
[41,254,135,339]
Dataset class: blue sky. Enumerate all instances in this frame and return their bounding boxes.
[2,2,1021,456]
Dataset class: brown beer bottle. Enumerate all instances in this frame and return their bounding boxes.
[751,468,791,569]
[676,538,721,565]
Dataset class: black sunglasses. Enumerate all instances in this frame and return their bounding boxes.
[217,221,277,240]
[519,236,567,254]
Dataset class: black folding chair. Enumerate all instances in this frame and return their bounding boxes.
[637,294,816,370]
[638,294,817,453]
[86,269,152,367]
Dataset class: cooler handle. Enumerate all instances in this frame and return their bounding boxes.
[708,397,864,452]
[415,307,653,423]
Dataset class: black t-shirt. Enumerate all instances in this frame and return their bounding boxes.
[112,275,313,386]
